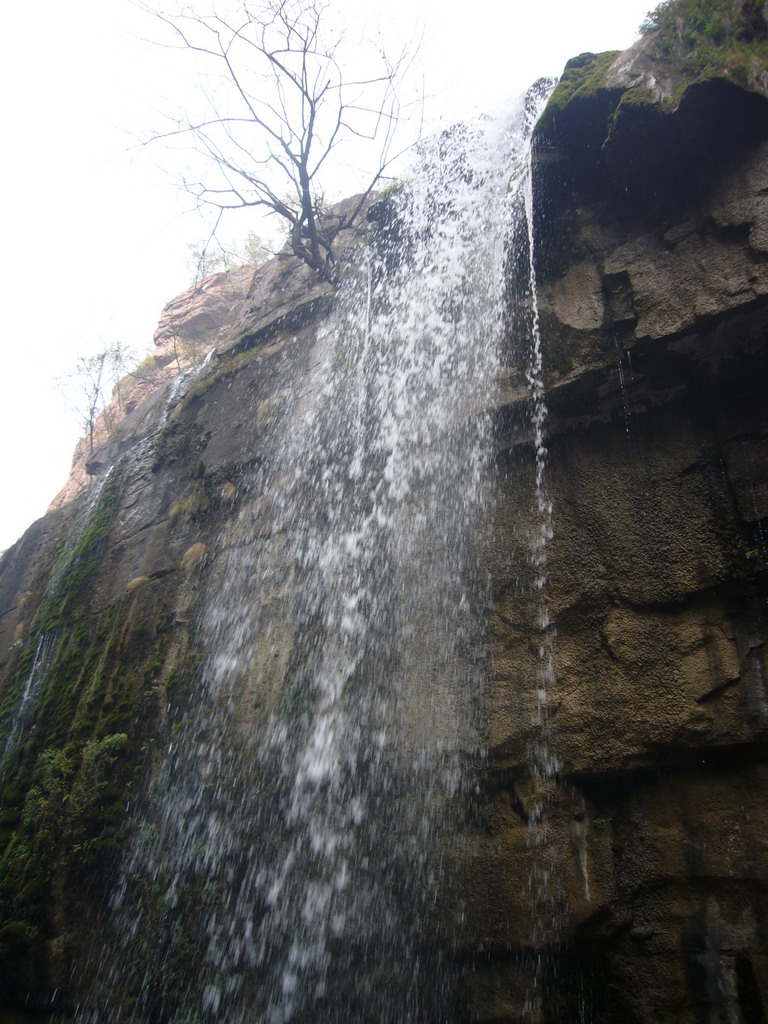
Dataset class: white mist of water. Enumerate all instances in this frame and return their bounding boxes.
[84,98,549,1024]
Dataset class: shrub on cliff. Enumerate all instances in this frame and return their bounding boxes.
[641,0,768,63]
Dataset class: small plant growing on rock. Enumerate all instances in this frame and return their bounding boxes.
[641,0,768,58]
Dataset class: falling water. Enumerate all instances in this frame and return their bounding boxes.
[0,468,116,778]
[510,82,564,1021]
[0,632,58,775]
[155,347,217,430]
[517,83,558,784]
[83,99,553,1023]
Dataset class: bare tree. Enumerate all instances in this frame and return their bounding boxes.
[187,230,269,285]
[146,0,418,283]
[59,345,133,456]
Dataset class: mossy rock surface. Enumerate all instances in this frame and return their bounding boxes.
[0,453,204,1010]
[539,0,768,134]
[535,50,622,138]
[534,0,768,229]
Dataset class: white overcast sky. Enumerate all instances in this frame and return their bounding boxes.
[0,0,654,552]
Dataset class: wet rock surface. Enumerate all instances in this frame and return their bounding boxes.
[1,26,768,1024]
[471,28,768,1022]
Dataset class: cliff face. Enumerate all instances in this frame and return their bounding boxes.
[0,207,372,1018]
[466,18,768,1022]
[48,264,255,512]
[1,15,768,1024]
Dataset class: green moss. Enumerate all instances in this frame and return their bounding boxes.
[538,0,768,149]
[537,51,622,136]
[165,653,204,704]
[640,0,768,96]
[0,443,214,1004]
[642,0,768,49]
[532,0,768,233]
[0,472,126,767]
[151,419,211,471]
[0,578,186,998]
[35,468,123,634]
[82,870,217,1021]
[379,179,403,199]
[0,729,133,994]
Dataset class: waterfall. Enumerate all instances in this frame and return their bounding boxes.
[0,467,117,778]
[507,80,565,1022]
[0,632,58,775]
[83,96,552,1023]
[154,347,217,430]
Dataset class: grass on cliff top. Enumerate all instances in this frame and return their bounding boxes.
[536,50,622,132]
[642,0,766,46]
[640,0,768,80]
[537,0,768,140]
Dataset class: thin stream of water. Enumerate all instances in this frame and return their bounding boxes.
[0,468,119,778]
[507,80,565,1021]
[0,632,58,776]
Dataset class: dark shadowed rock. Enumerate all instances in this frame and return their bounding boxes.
[468,13,768,1018]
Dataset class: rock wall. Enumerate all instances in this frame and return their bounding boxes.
[1,12,768,1022]
[0,208,369,1019]
[48,264,255,512]
[464,18,768,1022]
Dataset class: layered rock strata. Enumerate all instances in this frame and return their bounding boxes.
[465,19,768,1021]
[0,15,767,1023]
[48,264,255,512]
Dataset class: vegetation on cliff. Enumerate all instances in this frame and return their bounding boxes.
[147,0,415,284]
[538,0,768,143]
[534,0,768,231]
[534,50,622,132]
[641,0,768,66]
[0,467,186,1008]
